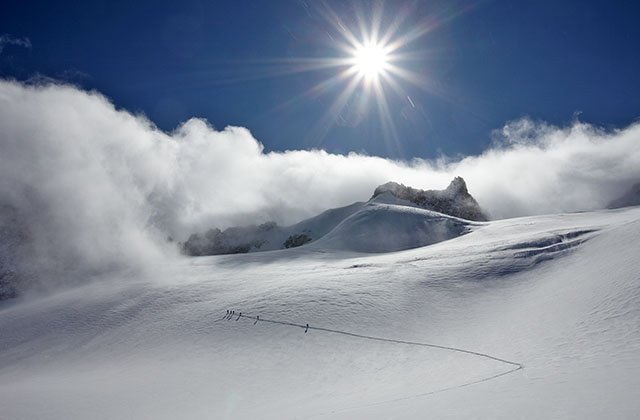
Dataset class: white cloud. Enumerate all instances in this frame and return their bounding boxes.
[0,34,31,54]
[1,80,639,291]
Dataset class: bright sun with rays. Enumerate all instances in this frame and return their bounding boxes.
[352,42,390,81]
[250,2,438,149]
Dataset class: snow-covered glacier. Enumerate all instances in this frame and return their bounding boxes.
[1,205,640,419]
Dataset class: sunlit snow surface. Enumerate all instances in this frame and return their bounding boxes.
[2,207,640,419]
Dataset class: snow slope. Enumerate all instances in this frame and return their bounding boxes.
[181,200,367,255]
[1,206,640,419]
[313,193,477,252]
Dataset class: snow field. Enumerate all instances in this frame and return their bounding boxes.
[1,206,640,419]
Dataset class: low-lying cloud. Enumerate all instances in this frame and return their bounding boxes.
[1,80,639,292]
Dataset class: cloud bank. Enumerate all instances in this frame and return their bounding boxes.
[1,80,639,293]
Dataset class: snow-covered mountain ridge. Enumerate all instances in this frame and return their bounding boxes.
[182,177,486,256]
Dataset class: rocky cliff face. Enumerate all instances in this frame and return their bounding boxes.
[372,177,488,221]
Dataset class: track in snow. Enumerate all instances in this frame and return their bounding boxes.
[224,310,524,417]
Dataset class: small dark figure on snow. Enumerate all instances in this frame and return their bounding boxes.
[254,315,260,325]
[304,323,309,333]
[236,312,242,321]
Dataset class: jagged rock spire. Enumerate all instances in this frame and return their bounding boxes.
[445,176,469,196]
[372,176,488,221]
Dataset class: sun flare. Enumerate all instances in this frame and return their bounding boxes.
[237,1,439,148]
[352,42,389,80]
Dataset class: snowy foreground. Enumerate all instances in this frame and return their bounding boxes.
[2,207,640,419]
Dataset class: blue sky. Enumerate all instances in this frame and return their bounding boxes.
[2,0,639,159]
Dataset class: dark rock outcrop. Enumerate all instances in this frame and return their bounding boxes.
[283,233,312,249]
[372,176,488,221]
[181,225,270,256]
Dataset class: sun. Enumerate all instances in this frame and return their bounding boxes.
[230,2,443,149]
[352,42,389,80]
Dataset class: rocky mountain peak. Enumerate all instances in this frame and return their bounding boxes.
[445,176,469,196]
[371,176,488,221]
